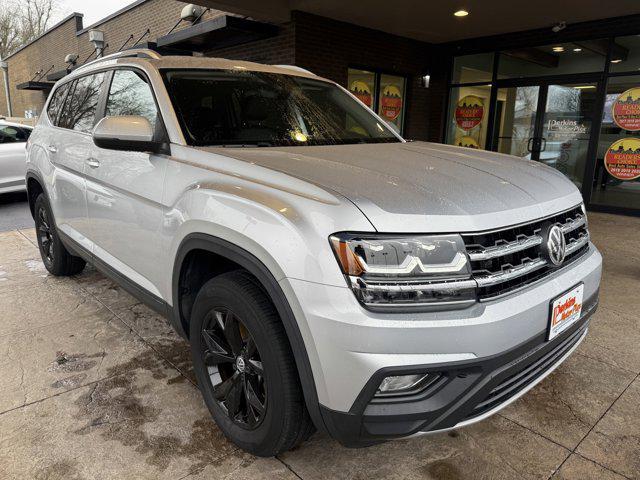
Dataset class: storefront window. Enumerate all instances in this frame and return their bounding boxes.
[348,68,407,134]
[446,84,491,149]
[609,35,640,73]
[498,41,607,79]
[591,75,640,210]
[451,53,494,84]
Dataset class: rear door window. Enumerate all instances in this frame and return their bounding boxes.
[46,83,70,126]
[58,72,107,132]
[106,69,158,129]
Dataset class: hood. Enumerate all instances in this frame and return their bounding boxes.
[199,141,583,233]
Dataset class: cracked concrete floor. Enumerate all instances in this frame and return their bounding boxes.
[0,212,638,480]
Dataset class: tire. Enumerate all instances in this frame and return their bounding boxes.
[34,193,86,276]
[190,270,315,456]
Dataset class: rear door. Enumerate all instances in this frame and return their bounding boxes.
[0,124,30,191]
[84,68,169,299]
[45,72,107,250]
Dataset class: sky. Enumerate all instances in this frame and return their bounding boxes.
[53,0,137,29]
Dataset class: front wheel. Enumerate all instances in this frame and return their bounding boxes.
[190,271,314,456]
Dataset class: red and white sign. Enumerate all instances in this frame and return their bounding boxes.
[612,88,640,131]
[455,95,484,131]
[604,138,640,181]
[548,284,583,341]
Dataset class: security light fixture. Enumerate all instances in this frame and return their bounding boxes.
[89,29,105,57]
[420,74,431,88]
[552,46,565,53]
[611,59,623,63]
[454,9,469,17]
[573,48,582,52]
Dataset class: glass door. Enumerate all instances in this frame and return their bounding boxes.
[492,81,598,190]
[493,86,540,158]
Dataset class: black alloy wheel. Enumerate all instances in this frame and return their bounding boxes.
[201,307,267,429]
[37,203,55,266]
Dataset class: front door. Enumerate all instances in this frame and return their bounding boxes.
[83,68,168,301]
[493,81,599,191]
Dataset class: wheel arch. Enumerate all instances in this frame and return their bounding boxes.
[172,232,326,433]
[26,170,46,218]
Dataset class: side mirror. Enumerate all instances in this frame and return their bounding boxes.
[92,115,161,152]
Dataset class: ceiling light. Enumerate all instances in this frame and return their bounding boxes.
[454,9,469,17]
[552,46,565,52]
[573,48,582,52]
[611,59,623,63]
[574,85,596,89]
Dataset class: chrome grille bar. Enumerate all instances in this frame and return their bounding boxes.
[475,258,547,287]
[566,232,590,255]
[560,215,586,235]
[467,235,542,261]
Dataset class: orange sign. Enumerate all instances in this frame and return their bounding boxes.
[380,85,403,120]
[612,88,640,131]
[455,95,484,130]
[604,138,640,181]
[349,80,372,108]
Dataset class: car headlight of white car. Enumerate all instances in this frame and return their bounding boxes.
[329,233,476,310]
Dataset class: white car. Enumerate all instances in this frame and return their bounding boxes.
[26,50,601,456]
[0,120,32,194]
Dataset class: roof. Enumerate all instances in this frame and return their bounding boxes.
[145,55,320,80]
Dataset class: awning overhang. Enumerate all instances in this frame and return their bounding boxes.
[157,15,278,52]
[16,80,54,91]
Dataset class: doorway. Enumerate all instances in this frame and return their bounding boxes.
[491,80,600,191]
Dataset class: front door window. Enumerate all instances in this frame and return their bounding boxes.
[494,86,539,157]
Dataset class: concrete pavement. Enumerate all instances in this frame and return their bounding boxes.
[0,212,638,479]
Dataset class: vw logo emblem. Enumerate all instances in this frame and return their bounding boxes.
[541,224,566,266]
[235,357,246,373]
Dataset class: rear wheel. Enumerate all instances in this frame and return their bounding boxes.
[190,270,314,456]
[34,194,86,276]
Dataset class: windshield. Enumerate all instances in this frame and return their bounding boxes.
[162,69,401,147]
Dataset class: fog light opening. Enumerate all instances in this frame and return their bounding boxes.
[375,373,439,397]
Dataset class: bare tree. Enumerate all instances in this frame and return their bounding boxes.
[0,0,58,59]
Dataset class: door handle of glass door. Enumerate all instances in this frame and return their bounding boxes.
[527,137,534,152]
[540,137,547,151]
[86,158,101,168]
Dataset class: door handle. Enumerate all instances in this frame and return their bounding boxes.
[540,137,547,152]
[86,158,101,169]
[47,145,57,154]
[527,137,534,153]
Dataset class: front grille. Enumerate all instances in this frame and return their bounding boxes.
[462,205,590,300]
[465,321,588,420]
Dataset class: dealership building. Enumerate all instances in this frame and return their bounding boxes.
[1,0,639,215]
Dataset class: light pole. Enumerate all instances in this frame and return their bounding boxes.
[0,59,12,117]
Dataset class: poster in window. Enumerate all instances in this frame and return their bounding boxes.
[455,95,484,131]
[378,74,406,133]
[604,138,640,180]
[347,69,375,108]
[612,88,640,131]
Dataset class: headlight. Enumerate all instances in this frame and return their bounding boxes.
[329,233,476,310]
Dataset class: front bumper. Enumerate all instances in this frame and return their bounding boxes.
[319,295,596,446]
[282,244,602,446]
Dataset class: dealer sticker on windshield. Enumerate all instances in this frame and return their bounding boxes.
[548,284,584,341]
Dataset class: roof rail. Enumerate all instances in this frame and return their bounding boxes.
[272,64,314,75]
[75,48,162,72]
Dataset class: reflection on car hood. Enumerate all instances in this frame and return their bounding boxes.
[199,141,583,232]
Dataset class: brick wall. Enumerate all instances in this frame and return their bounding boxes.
[0,15,81,117]
[292,12,434,141]
[0,0,223,117]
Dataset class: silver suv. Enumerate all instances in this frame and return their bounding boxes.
[26,49,602,456]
